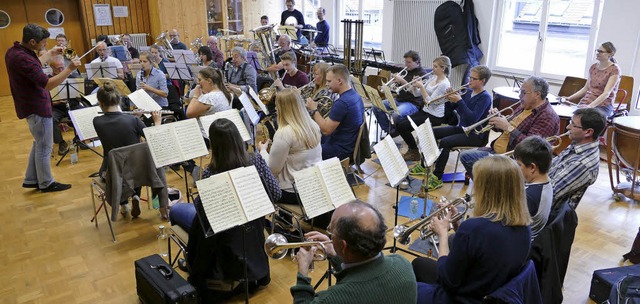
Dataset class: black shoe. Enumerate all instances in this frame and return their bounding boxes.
[22,183,38,189]
[177,258,189,272]
[40,181,72,192]
[58,141,69,156]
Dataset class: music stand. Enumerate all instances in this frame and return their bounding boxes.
[172,50,198,66]
[51,78,85,102]
[279,25,297,40]
[128,63,142,79]
[85,62,118,80]
[164,63,191,81]
[247,52,262,71]
[57,106,104,166]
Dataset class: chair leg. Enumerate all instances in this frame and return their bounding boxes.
[102,197,116,243]
[90,183,99,228]
[452,150,462,184]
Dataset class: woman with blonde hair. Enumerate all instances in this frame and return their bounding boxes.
[258,88,322,203]
[412,155,532,303]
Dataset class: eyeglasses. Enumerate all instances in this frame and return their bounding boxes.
[326,225,339,240]
[568,120,584,129]
[596,49,609,54]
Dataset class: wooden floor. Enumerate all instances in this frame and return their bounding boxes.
[0,95,638,304]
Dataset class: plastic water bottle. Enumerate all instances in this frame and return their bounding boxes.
[158,225,168,258]
[409,196,420,220]
[69,142,78,164]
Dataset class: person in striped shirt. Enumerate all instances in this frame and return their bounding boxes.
[548,108,606,210]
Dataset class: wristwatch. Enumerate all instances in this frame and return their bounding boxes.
[309,109,318,117]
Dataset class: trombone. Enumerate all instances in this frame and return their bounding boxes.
[394,195,471,245]
[424,83,470,106]
[264,233,331,261]
[394,72,434,92]
[462,101,521,136]
[379,67,407,93]
[501,131,570,157]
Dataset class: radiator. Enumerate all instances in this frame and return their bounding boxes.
[107,33,148,48]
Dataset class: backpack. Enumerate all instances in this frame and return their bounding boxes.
[434,1,470,66]
[607,275,640,304]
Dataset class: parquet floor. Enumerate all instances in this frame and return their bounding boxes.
[0,95,638,303]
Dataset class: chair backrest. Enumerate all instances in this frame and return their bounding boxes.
[352,121,367,165]
[616,75,634,108]
[558,76,587,97]
[483,260,542,304]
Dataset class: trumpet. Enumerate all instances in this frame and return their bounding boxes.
[501,131,570,157]
[394,72,434,92]
[264,233,331,261]
[462,101,521,136]
[63,40,76,60]
[424,83,470,106]
[379,67,407,93]
[394,195,471,245]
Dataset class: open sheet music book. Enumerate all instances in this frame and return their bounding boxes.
[143,118,209,168]
[292,157,356,219]
[195,165,275,235]
[380,85,400,114]
[83,93,99,106]
[69,106,102,141]
[199,109,252,141]
[128,89,163,112]
[407,116,441,167]
[373,135,409,187]
[237,93,260,125]
[248,87,269,115]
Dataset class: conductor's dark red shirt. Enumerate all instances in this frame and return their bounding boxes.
[5,41,52,118]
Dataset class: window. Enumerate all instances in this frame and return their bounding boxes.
[302,0,320,24]
[338,0,384,49]
[490,0,603,80]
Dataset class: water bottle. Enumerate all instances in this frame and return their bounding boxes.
[409,196,419,220]
[158,225,168,258]
[69,142,78,164]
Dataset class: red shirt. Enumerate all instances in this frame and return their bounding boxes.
[5,42,52,118]
[282,70,309,88]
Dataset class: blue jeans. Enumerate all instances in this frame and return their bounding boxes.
[24,115,54,189]
[373,100,419,133]
[460,149,492,179]
[169,203,197,232]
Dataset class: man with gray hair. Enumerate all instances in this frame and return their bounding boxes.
[225,46,257,93]
[291,200,417,303]
[206,35,224,68]
[460,76,560,179]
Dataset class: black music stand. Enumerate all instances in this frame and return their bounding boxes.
[165,63,192,82]
[173,50,198,66]
[85,62,118,80]
[383,182,421,258]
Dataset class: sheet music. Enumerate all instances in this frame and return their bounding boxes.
[173,119,209,161]
[173,50,198,65]
[128,89,163,111]
[238,93,260,125]
[292,166,334,219]
[199,109,252,142]
[248,87,269,115]
[83,93,99,106]
[228,166,275,221]
[381,85,399,113]
[410,117,440,167]
[373,136,409,187]
[69,106,102,141]
[317,157,356,208]
[196,173,246,233]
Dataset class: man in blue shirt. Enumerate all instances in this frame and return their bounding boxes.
[314,8,330,47]
[305,64,364,160]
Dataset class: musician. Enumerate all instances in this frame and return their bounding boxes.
[265,34,297,74]
[314,8,330,47]
[186,67,233,137]
[90,41,125,80]
[307,62,338,100]
[513,136,554,240]
[136,52,169,108]
[261,15,269,26]
[225,46,258,94]
[292,200,417,303]
[54,34,81,78]
[258,89,321,203]
[412,156,531,302]
[280,0,305,43]
[92,82,167,219]
[274,52,309,89]
[548,108,605,210]
[168,29,188,50]
[372,50,427,135]
[169,118,280,302]
[206,35,225,68]
[460,76,560,179]
[306,64,364,160]
[405,66,493,191]
[561,42,620,117]
[197,46,218,69]
[149,45,170,82]
[6,24,79,192]
[96,34,112,47]
[121,34,140,63]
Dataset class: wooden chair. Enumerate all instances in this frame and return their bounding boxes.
[558,76,587,97]
[613,75,634,113]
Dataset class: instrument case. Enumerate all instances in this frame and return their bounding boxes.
[590,264,640,303]
[135,254,197,304]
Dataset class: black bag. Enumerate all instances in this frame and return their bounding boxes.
[434,1,470,67]
[590,264,640,303]
[135,254,197,304]
[623,227,640,264]
[608,274,640,304]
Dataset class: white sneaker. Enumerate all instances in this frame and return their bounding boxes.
[120,204,132,217]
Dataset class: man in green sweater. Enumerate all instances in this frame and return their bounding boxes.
[291,200,417,303]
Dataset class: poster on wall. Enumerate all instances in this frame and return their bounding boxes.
[48,27,65,39]
[93,4,112,26]
[113,6,128,18]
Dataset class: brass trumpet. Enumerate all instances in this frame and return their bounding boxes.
[424,83,470,106]
[63,40,76,60]
[462,101,521,136]
[378,67,407,93]
[264,233,331,261]
[501,131,570,157]
[394,72,434,92]
[394,195,472,245]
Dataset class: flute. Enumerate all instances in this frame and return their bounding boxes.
[99,110,174,115]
